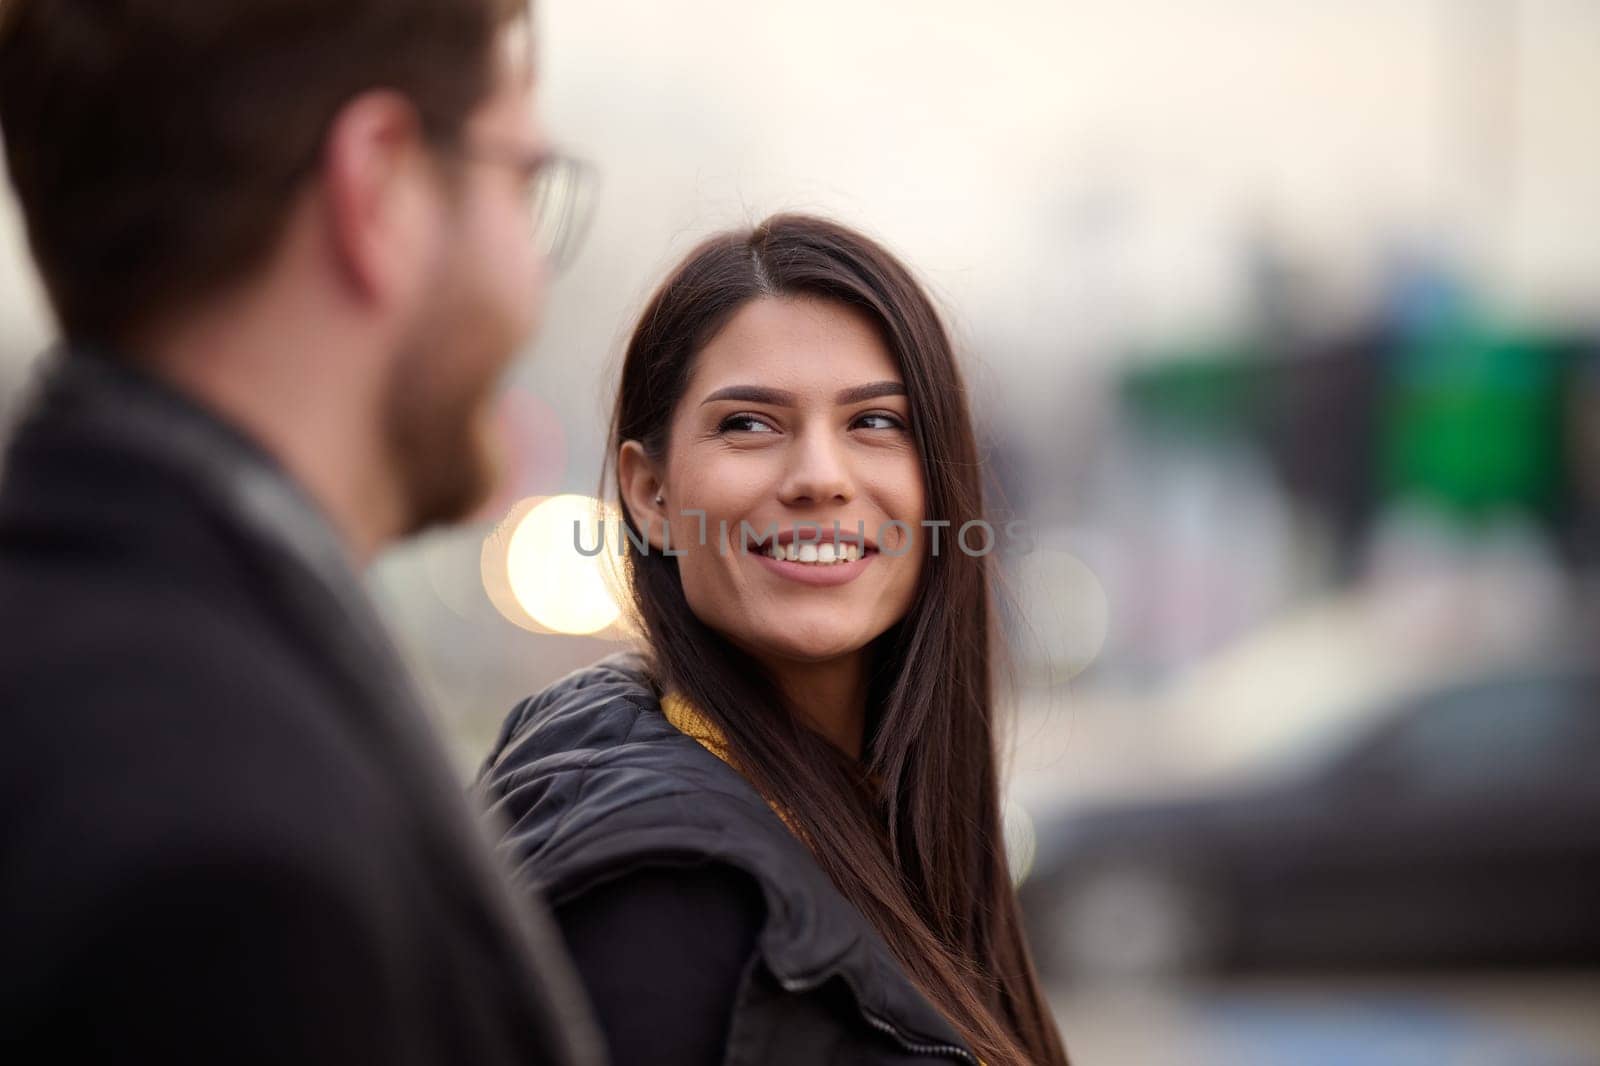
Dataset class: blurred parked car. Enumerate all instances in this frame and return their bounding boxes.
[1019,663,1600,981]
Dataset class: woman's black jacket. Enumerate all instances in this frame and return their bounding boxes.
[478,653,981,1066]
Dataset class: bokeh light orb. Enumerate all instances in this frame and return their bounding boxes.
[487,494,624,636]
[1015,548,1110,683]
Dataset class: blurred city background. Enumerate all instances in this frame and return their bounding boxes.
[3,1,1598,1063]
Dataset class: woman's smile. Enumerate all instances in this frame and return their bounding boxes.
[745,527,880,586]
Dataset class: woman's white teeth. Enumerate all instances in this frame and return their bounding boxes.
[767,541,861,564]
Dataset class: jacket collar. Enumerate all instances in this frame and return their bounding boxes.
[659,691,808,838]
[658,690,736,764]
[24,345,362,592]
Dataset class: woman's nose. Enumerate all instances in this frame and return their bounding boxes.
[778,429,854,505]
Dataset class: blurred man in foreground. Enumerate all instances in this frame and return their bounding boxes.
[0,1,600,1062]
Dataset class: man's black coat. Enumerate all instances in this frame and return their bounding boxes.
[0,350,601,1065]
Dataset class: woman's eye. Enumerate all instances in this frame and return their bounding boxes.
[717,413,777,434]
[852,412,906,431]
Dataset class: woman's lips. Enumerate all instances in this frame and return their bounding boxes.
[747,545,877,587]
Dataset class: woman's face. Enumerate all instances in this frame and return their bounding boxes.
[631,296,927,666]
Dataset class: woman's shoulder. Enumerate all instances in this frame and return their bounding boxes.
[479,653,786,887]
[483,650,661,767]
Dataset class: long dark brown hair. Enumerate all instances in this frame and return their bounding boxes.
[606,214,1067,1066]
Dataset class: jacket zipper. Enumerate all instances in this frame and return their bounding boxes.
[860,1008,979,1063]
[776,974,978,1064]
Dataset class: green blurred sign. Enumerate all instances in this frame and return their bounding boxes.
[1378,317,1563,520]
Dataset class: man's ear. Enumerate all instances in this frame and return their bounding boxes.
[617,440,669,550]
[320,89,432,308]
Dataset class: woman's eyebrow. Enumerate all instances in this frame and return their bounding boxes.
[699,381,907,407]
[834,380,907,404]
[700,385,796,407]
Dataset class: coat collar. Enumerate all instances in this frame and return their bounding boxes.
[658,690,806,838]
[658,690,736,764]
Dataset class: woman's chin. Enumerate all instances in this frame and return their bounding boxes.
[742,626,878,667]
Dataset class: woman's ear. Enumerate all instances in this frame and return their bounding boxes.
[617,440,669,550]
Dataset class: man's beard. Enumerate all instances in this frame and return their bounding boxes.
[383,291,516,537]
[389,387,499,536]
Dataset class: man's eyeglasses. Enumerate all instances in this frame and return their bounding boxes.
[448,141,598,274]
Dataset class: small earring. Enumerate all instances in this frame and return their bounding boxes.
[654,494,664,506]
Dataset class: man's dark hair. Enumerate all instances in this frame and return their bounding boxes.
[0,0,528,347]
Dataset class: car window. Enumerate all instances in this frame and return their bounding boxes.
[1363,674,1600,791]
